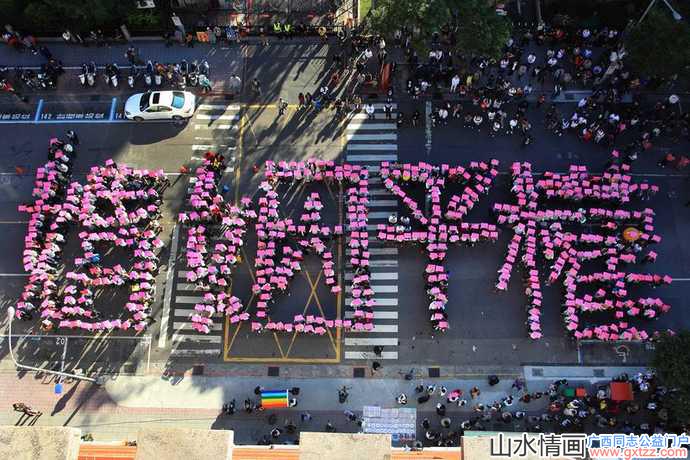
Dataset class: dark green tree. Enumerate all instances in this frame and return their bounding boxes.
[651,331,690,426]
[366,0,511,59]
[15,0,138,32]
[624,7,690,80]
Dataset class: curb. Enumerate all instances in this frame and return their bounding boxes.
[35,36,164,42]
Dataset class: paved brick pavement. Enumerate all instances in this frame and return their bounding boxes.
[0,366,647,444]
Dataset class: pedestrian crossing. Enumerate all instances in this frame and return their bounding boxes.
[167,103,241,357]
[343,103,400,361]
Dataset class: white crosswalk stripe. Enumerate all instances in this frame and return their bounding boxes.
[343,105,399,362]
[167,102,241,357]
[346,133,397,141]
[345,351,398,360]
[346,122,396,131]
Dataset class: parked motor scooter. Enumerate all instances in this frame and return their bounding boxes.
[109,63,120,87]
[199,59,210,77]
[127,66,137,88]
[144,60,153,87]
[86,61,96,87]
[188,60,199,87]
[79,63,88,87]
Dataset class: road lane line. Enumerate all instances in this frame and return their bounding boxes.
[345,272,398,280]
[345,122,396,130]
[34,99,43,123]
[344,337,398,346]
[345,351,398,360]
[172,333,221,344]
[345,298,398,306]
[173,322,223,331]
[108,97,117,121]
[195,114,240,120]
[346,133,397,141]
[345,311,398,319]
[346,144,397,151]
[158,223,180,349]
[194,124,237,130]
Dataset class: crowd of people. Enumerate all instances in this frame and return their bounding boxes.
[179,153,253,334]
[180,158,377,333]
[15,132,169,333]
[375,161,500,331]
[393,372,670,447]
[392,20,690,154]
[493,158,672,341]
[210,373,670,447]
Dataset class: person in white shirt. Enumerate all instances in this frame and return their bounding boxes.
[364,103,375,119]
[450,74,460,93]
[438,108,448,125]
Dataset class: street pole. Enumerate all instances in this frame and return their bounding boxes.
[661,0,683,20]
[6,307,103,384]
[535,0,542,24]
[638,0,658,25]
[425,101,432,156]
[638,0,682,25]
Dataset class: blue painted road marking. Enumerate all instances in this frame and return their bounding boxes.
[34,99,44,123]
[108,97,117,121]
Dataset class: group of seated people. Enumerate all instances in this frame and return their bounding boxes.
[494,157,671,341]
[179,159,375,334]
[376,161,501,331]
[17,136,167,333]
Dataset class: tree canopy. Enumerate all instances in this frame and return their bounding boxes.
[2,0,150,32]
[652,331,690,427]
[624,7,690,80]
[366,0,511,60]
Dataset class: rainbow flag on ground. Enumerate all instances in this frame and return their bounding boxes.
[261,390,289,408]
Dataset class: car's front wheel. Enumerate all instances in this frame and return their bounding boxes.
[133,116,144,122]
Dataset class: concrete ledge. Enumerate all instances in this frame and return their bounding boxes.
[134,427,233,460]
[299,432,391,460]
[0,426,81,460]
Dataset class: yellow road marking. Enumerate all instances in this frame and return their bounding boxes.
[234,114,246,206]
[303,268,338,354]
[285,269,323,356]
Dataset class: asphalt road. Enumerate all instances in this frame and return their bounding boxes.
[1,64,689,373]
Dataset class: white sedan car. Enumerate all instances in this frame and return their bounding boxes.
[124,90,196,121]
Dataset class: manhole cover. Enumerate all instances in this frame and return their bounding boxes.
[122,364,137,374]
[428,367,440,378]
[268,366,279,377]
[532,368,544,377]
[192,365,204,376]
[353,367,365,378]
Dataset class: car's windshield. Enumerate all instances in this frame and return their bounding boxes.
[139,93,150,111]
[172,92,185,109]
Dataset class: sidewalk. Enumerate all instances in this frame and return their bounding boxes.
[0,366,648,443]
[0,38,327,68]
[0,371,538,443]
